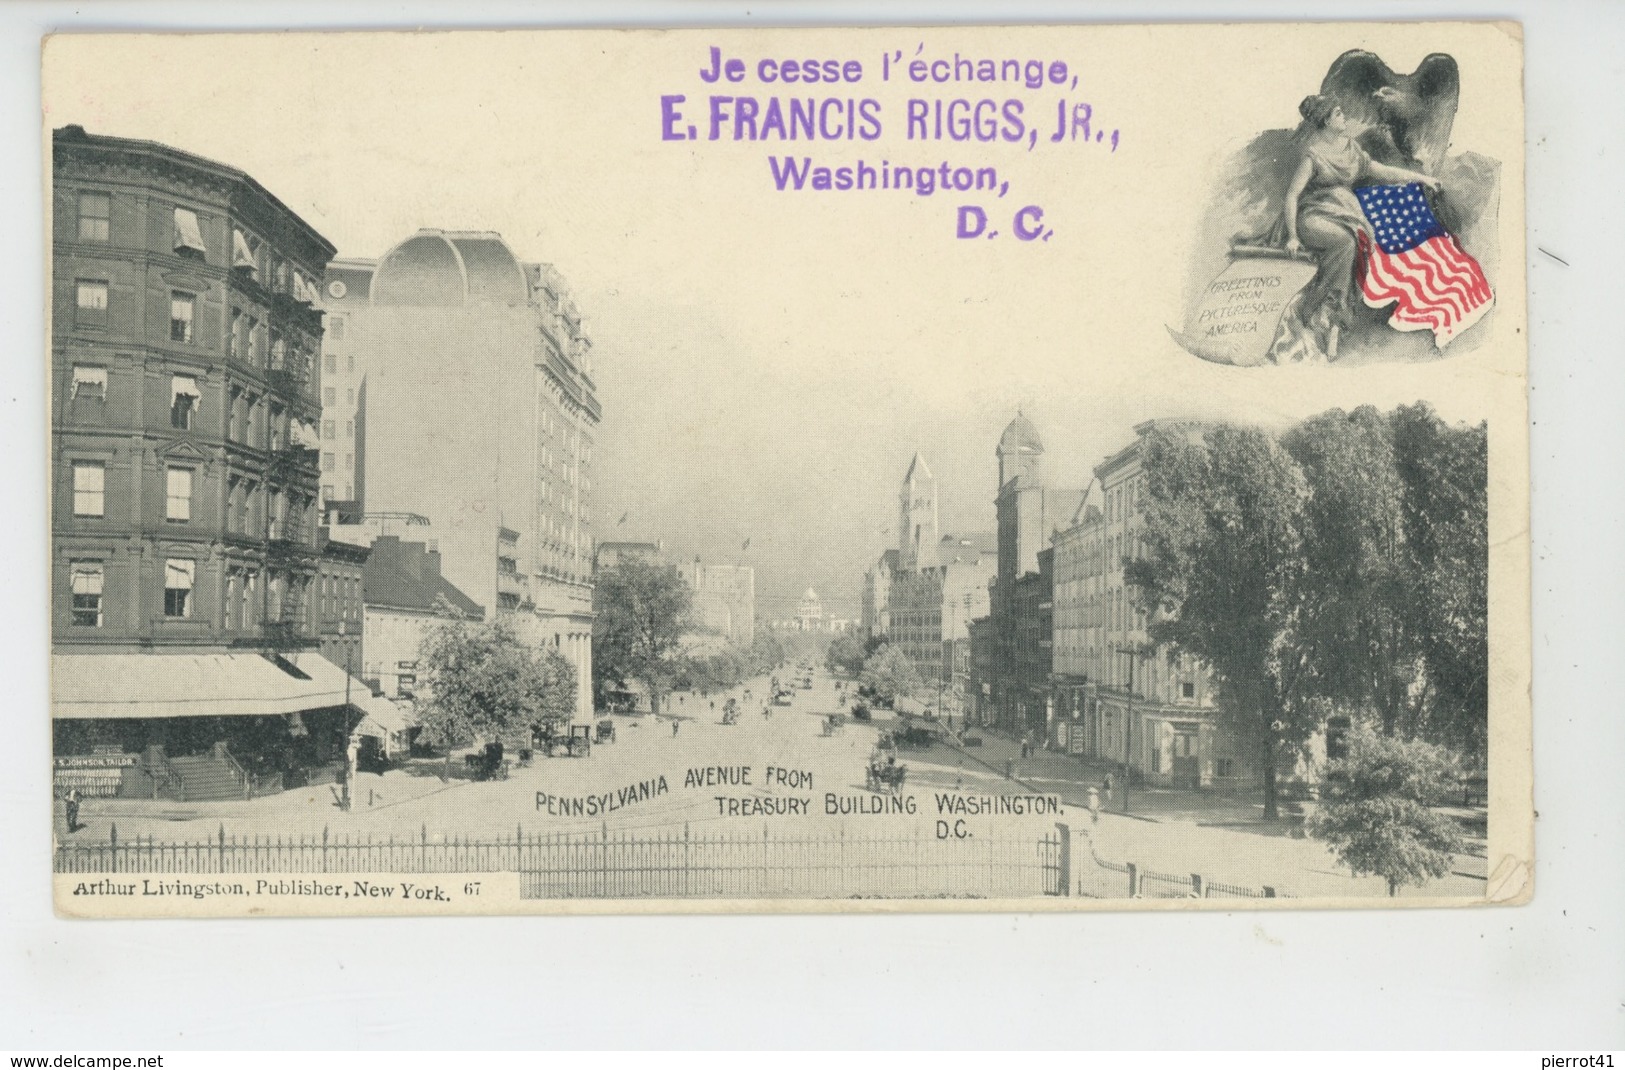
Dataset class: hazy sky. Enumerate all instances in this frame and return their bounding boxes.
[43,28,1521,619]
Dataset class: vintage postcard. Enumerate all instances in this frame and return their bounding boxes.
[43,21,1530,916]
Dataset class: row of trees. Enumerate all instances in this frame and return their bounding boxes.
[825,634,930,708]
[671,630,790,695]
[1127,402,1489,821]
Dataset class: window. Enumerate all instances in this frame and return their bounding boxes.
[344,420,353,438]
[346,355,355,373]
[1215,758,1234,780]
[342,482,352,500]
[1181,681,1195,700]
[163,559,195,618]
[72,461,105,517]
[227,307,242,358]
[70,561,104,627]
[169,292,195,343]
[75,280,109,327]
[241,570,257,628]
[321,484,334,501]
[342,453,351,470]
[172,207,207,257]
[345,389,354,405]
[322,421,335,440]
[165,468,193,522]
[324,354,337,374]
[323,387,335,407]
[71,365,107,401]
[170,374,199,430]
[328,316,345,341]
[246,317,260,363]
[322,452,335,472]
[78,192,111,242]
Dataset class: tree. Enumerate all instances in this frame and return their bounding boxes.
[1282,406,1415,734]
[415,617,576,748]
[1308,721,1465,895]
[1127,423,1319,820]
[1390,403,1489,757]
[860,644,924,706]
[825,631,867,677]
[592,558,692,714]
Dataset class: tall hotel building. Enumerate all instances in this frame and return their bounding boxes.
[316,232,599,719]
[49,127,365,791]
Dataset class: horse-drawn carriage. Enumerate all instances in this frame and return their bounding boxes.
[820,712,845,737]
[865,758,907,794]
[535,724,593,758]
[891,723,942,750]
[464,741,509,781]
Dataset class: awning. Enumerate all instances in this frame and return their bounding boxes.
[173,208,207,255]
[354,693,416,741]
[232,229,257,270]
[52,651,363,720]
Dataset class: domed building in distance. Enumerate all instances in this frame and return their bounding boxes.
[317,229,600,720]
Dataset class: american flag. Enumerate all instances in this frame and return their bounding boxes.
[1355,183,1494,347]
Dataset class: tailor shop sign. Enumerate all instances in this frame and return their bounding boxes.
[55,753,140,769]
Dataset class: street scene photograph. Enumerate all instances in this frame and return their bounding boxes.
[42,24,1530,913]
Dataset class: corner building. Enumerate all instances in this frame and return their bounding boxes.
[50,127,365,794]
[317,231,599,721]
[1049,422,1257,790]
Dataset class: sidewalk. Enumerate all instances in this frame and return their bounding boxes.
[928,722,1488,898]
[942,725,1271,826]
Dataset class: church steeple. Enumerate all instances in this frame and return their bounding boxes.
[898,451,940,572]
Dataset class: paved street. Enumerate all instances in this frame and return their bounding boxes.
[61,669,1487,899]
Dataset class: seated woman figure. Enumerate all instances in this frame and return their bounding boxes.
[1272,93,1441,360]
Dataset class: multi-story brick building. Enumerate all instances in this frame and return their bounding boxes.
[50,127,359,794]
[980,414,1084,735]
[1047,422,1255,790]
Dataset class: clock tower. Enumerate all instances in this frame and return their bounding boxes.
[898,451,940,573]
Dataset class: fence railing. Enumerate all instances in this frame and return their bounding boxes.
[56,823,1073,900]
[1073,836,1282,900]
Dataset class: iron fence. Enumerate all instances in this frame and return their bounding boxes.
[56,823,1071,900]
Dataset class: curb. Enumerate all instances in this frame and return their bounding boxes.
[940,737,1162,823]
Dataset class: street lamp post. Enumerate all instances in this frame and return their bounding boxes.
[340,619,354,812]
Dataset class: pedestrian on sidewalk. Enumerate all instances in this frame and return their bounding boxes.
[1104,772,1115,805]
[64,787,81,834]
[672,719,680,737]
[1087,786,1100,824]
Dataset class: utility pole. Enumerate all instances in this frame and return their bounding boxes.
[1115,645,1142,814]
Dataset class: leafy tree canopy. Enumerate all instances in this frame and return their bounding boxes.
[860,644,924,705]
[592,558,692,714]
[416,617,576,748]
[1308,722,1465,895]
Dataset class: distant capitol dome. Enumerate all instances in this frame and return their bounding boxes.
[370,229,531,307]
